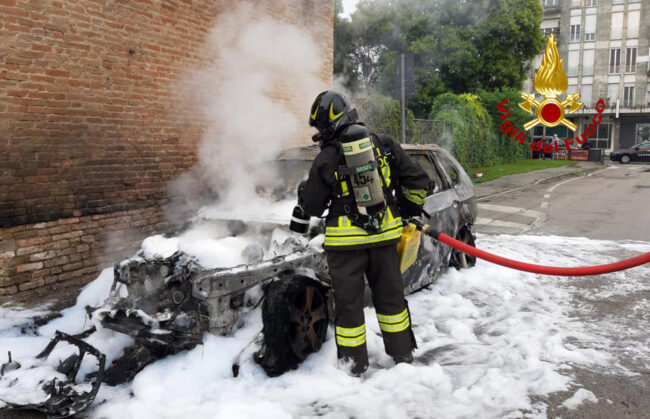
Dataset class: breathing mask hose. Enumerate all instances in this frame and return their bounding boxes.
[409,219,650,276]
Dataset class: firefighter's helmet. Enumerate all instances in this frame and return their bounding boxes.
[309,91,357,141]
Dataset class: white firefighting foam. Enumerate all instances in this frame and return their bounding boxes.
[1,234,649,417]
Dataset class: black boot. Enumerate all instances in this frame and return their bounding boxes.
[339,356,368,376]
[392,352,413,364]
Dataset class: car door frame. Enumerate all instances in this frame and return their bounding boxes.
[637,143,650,162]
[426,150,469,266]
[401,150,457,293]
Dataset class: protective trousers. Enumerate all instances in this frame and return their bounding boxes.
[326,245,416,374]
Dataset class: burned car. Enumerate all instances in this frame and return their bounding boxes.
[1,143,477,417]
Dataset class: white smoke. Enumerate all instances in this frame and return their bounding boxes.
[168,4,325,222]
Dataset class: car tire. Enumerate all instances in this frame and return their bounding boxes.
[620,154,631,164]
[450,226,477,270]
[255,275,329,377]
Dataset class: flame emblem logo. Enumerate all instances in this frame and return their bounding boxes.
[519,34,583,131]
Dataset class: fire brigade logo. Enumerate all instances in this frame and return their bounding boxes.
[519,34,583,131]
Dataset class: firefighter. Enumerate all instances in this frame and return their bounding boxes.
[298,91,430,375]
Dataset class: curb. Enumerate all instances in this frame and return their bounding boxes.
[475,164,604,201]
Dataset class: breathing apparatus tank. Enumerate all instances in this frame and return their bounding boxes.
[339,127,386,218]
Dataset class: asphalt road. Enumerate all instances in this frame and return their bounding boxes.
[475,162,650,240]
[476,162,650,418]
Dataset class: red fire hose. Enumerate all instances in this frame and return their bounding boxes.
[413,222,650,276]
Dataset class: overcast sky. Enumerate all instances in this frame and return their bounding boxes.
[341,0,360,18]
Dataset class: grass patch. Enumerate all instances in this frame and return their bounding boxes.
[470,159,577,183]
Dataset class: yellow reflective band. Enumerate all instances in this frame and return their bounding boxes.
[405,190,425,205]
[407,189,426,199]
[324,225,403,246]
[337,216,352,228]
[325,209,402,247]
[376,308,409,324]
[381,164,391,188]
[405,195,424,205]
[336,332,366,347]
[326,220,403,236]
[335,324,366,337]
[341,180,349,196]
[329,103,344,121]
[324,232,402,246]
[311,107,318,120]
[378,318,410,333]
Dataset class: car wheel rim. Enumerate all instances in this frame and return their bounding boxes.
[288,285,328,360]
[622,155,630,163]
[456,230,477,269]
[459,251,469,269]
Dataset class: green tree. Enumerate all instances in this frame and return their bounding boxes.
[428,93,497,169]
[335,0,544,117]
[477,88,532,161]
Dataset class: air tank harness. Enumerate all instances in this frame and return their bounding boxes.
[409,219,650,276]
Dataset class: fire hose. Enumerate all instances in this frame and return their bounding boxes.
[410,219,650,276]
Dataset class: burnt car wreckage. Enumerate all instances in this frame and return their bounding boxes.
[1,144,477,417]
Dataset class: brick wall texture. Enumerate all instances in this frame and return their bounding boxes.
[0,0,334,295]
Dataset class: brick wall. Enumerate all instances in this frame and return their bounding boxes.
[0,0,334,296]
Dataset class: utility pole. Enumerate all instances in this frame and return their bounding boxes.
[394,52,413,144]
[400,53,406,144]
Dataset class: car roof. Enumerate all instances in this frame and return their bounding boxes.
[276,142,444,161]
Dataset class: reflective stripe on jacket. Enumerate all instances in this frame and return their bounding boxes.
[324,206,403,248]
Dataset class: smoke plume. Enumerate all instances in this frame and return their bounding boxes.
[167,4,325,223]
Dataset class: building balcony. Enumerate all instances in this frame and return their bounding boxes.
[573,105,650,116]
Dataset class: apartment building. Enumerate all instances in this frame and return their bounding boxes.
[525,0,650,150]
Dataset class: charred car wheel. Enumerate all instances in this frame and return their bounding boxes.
[450,226,477,269]
[255,275,329,376]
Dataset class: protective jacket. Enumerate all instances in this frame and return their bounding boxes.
[300,123,430,250]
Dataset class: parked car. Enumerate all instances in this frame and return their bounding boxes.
[610,142,650,164]
[1,143,478,417]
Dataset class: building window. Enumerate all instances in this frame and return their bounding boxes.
[587,124,611,149]
[596,124,610,149]
[542,27,559,38]
[627,11,640,39]
[542,0,557,6]
[581,84,593,107]
[584,15,596,41]
[609,48,620,73]
[637,124,650,144]
[586,0,597,6]
[568,51,580,76]
[607,83,619,104]
[610,12,623,40]
[612,0,624,4]
[570,25,581,42]
[624,85,635,107]
[647,86,650,106]
[625,47,637,73]
[583,50,594,76]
